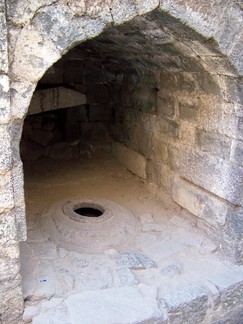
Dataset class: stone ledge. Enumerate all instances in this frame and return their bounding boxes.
[28,86,86,115]
[172,175,228,226]
[113,141,147,179]
[180,148,243,205]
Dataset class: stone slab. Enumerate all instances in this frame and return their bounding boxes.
[116,251,158,270]
[28,87,86,115]
[113,142,146,179]
[160,283,208,324]
[65,285,162,324]
[116,267,139,286]
[196,128,231,159]
[172,175,228,226]
[179,148,243,205]
[0,75,10,123]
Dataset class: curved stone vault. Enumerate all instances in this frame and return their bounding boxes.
[0,0,242,322]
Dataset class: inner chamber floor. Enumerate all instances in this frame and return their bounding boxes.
[21,155,243,324]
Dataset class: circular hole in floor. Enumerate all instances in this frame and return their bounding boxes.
[74,207,103,217]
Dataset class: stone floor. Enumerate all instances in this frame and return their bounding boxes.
[20,155,243,323]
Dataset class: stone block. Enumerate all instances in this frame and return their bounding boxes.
[11,163,25,207]
[0,124,12,171]
[14,205,27,242]
[222,76,242,105]
[0,210,18,244]
[159,163,174,193]
[196,128,231,159]
[0,276,23,323]
[146,160,161,186]
[160,72,196,93]
[65,285,162,324]
[132,86,157,113]
[231,140,243,166]
[137,127,153,159]
[237,116,243,137]
[116,251,157,270]
[10,119,24,165]
[198,100,239,140]
[160,72,177,91]
[160,261,183,278]
[146,160,173,192]
[0,13,8,74]
[161,284,208,324]
[159,118,179,138]
[157,95,176,118]
[200,56,239,77]
[179,103,198,121]
[136,0,159,15]
[123,125,138,151]
[179,121,196,145]
[0,74,10,123]
[153,137,168,163]
[197,72,221,96]
[110,1,138,24]
[113,142,146,179]
[0,243,20,270]
[168,145,179,171]
[87,84,109,104]
[89,104,112,122]
[210,272,243,316]
[23,306,40,323]
[64,61,84,84]
[172,176,228,226]
[180,148,243,205]
[0,172,15,212]
[28,87,86,115]
[224,212,243,264]
[116,267,139,286]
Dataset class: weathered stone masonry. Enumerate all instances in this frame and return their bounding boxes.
[0,0,242,322]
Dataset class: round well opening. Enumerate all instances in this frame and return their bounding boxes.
[74,207,103,217]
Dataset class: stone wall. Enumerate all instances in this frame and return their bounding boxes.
[21,48,115,161]
[109,61,243,263]
[0,0,242,321]
[0,1,24,323]
[111,65,243,261]
[19,4,243,265]
[21,22,243,265]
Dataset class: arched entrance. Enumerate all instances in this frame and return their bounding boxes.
[1,0,242,322]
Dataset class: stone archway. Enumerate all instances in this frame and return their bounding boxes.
[1,0,242,322]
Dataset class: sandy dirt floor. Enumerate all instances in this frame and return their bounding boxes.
[20,155,243,323]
